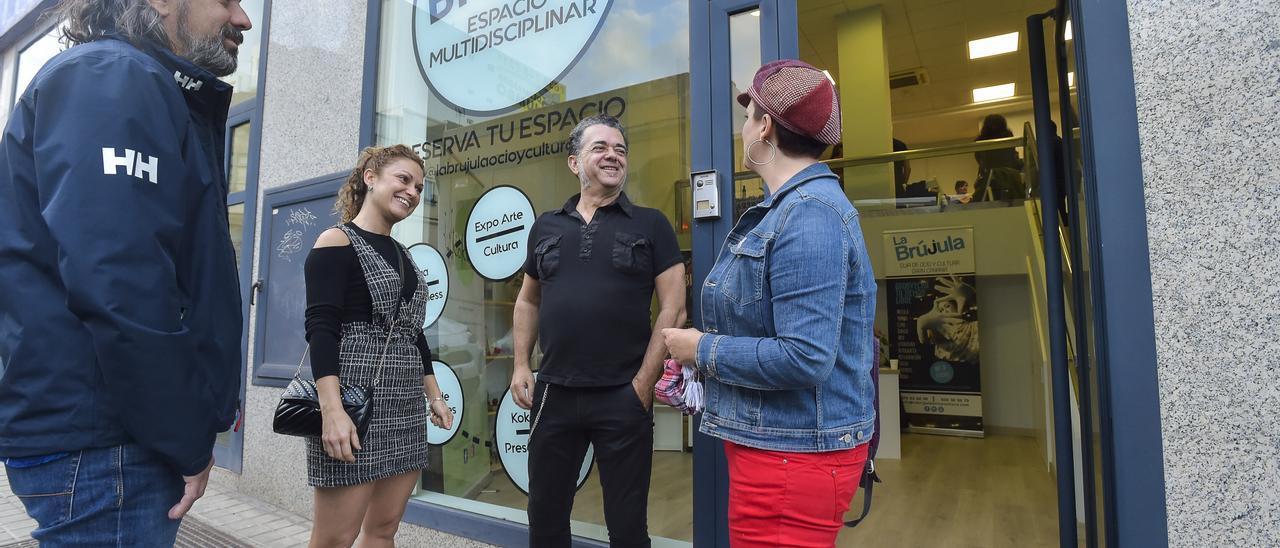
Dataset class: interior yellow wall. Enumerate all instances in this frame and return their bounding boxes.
[837,6,895,202]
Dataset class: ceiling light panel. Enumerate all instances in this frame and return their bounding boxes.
[972,83,1016,103]
[968,32,1019,59]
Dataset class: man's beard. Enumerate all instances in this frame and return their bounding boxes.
[176,7,242,77]
[578,169,627,191]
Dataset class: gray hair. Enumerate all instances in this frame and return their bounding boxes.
[52,0,170,49]
[567,115,627,158]
[52,0,242,76]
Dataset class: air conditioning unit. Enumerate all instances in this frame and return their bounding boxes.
[889,68,929,89]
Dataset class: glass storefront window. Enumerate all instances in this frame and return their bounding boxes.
[13,24,63,106]
[219,0,264,107]
[228,202,245,267]
[214,126,247,447]
[375,0,692,542]
[228,122,251,195]
[1057,8,1107,544]
[213,201,243,449]
[212,0,264,471]
[729,10,764,222]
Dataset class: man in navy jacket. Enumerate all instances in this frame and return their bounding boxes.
[0,0,251,543]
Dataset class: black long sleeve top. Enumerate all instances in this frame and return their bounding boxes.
[303,223,433,380]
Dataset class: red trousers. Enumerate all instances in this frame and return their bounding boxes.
[724,441,869,547]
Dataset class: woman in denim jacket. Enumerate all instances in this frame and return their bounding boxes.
[664,60,877,547]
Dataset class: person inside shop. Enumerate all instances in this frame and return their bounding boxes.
[893,137,910,191]
[893,138,936,207]
[0,0,252,544]
[950,180,973,204]
[661,59,878,547]
[1047,119,1070,226]
[973,113,1025,201]
[510,114,686,548]
[301,144,453,547]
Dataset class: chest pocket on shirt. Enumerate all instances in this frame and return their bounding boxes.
[534,235,563,279]
[720,232,769,306]
[612,231,652,275]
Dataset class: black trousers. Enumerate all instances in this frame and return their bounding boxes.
[527,381,653,548]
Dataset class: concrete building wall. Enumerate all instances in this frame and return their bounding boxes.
[1127,0,1280,545]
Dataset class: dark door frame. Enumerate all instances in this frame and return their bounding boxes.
[689,1,796,545]
[1063,0,1168,544]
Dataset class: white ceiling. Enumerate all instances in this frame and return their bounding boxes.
[797,0,1069,146]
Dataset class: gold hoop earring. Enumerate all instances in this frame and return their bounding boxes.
[746,138,777,165]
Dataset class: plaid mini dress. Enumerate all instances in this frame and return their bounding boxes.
[306,225,430,487]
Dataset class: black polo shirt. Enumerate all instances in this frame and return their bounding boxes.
[523,192,682,387]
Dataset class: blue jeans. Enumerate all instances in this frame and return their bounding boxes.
[5,444,184,547]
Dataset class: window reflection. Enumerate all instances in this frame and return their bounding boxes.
[219,0,265,106]
[214,200,243,450]
[228,123,251,195]
[729,10,763,223]
[228,203,245,267]
[14,25,64,105]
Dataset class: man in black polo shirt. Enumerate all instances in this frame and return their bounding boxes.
[511,115,685,547]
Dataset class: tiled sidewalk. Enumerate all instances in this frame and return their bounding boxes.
[0,465,37,546]
[185,481,313,547]
[0,463,312,547]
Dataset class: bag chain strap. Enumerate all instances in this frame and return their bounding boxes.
[292,236,406,388]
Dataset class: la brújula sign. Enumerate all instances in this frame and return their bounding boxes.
[413,0,615,114]
[882,226,976,278]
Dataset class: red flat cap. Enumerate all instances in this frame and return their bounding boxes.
[737,59,842,145]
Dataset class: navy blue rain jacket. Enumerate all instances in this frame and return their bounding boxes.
[0,37,242,476]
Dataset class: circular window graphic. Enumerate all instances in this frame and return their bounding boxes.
[495,375,593,495]
[426,360,463,445]
[412,0,616,114]
[465,185,536,281]
[408,243,449,329]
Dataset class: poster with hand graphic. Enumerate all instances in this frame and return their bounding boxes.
[884,227,983,436]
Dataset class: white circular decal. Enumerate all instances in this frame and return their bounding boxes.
[495,376,593,495]
[465,185,535,280]
[412,0,615,114]
[408,243,449,329]
[426,360,464,445]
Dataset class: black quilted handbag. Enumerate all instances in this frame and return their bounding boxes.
[271,353,378,438]
[272,245,403,438]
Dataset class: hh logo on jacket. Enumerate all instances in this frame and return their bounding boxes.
[102,147,158,184]
[173,70,203,91]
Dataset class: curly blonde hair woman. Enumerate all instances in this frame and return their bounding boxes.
[301,145,452,547]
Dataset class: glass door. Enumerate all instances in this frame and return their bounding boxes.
[693,0,1105,546]
[1030,0,1107,545]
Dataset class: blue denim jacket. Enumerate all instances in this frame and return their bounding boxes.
[695,163,877,452]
